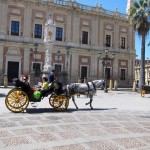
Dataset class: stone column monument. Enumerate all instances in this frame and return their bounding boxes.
[43,17,56,75]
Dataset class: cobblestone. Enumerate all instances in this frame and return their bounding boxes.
[0,88,150,149]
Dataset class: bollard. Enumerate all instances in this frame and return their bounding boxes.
[78,78,81,83]
[4,75,8,88]
[84,78,87,83]
[114,80,118,90]
[132,81,136,92]
[109,79,113,90]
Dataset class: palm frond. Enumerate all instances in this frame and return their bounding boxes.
[139,0,144,7]
[134,1,140,9]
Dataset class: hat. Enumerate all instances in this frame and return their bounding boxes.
[23,74,28,80]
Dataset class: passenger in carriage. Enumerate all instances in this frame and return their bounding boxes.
[41,77,49,90]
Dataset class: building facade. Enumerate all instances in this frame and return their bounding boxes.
[0,0,136,87]
[135,59,150,86]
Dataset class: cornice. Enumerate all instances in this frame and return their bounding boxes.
[6,0,128,23]
[0,0,8,3]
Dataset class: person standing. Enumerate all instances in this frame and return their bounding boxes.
[48,69,55,83]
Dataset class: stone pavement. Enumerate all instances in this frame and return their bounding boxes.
[0,87,150,150]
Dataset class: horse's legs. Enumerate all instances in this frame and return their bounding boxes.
[85,95,93,109]
[77,93,80,98]
[72,96,79,110]
[86,101,90,105]
[89,96,93,109]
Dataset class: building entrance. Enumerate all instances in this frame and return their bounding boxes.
[81,66,87,82]
[7,61,19,82]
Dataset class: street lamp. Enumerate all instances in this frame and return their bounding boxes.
[98,48,115,93]
[30,43,39,77]
[56,50,61,72]
[66,46,71,72]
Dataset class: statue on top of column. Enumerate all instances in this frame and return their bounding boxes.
[44,15,56,45]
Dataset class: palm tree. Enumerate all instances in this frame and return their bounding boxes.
[129,0,150,88]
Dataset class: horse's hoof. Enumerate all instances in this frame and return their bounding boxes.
[76,107,79,110]
[91,107,93,109]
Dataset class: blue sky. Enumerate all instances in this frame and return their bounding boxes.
[77,0,150,59]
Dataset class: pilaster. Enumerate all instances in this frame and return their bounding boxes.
[72,13,79,43]
[71,48,79,81]
[99,18,104,46]
[0,1,8,35]
[0,45,4,74]
[23,4,32,40]
[114,21,119,50]
[66,12,72,41]
[98,59,104,79]
[113,57,118,80]
[23,47,30,73]
[91,17,98,45]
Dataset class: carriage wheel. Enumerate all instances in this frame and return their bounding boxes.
[5,88,29,113]
[141,90,146,97]
[53,95,69,111]
[49,93,57,107]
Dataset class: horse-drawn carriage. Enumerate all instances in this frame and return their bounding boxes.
[141,85,150,97]
[5,79,104,113]
[5,79,69,113]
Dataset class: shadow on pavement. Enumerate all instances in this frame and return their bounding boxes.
[25,108,116,114]
[25,108,75,114]
[139,115,150,119]
[76,108,117,111]
[0,93,6,97]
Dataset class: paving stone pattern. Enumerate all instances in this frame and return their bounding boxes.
[0,88,150,149]
[0,110,150,150]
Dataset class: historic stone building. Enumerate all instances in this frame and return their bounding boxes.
[135,59,150,86]
[0,0,136,87]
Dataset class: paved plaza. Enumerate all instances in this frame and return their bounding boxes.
[0,87,150,150]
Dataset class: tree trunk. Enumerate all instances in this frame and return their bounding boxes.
[140,34,145,89]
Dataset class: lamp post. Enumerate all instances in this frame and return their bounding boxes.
[98,48,115,93]
[30,43,39,78]
[56,50,61,72]
[66,46,70,72]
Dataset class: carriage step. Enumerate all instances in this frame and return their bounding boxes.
[31,102,38,107]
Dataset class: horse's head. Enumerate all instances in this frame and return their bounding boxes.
[92,80,105,89]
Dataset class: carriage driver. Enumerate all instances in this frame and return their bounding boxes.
[22,74,31,91]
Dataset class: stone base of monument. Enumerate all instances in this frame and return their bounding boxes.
[29,71,42,87]
[55,71,69,85]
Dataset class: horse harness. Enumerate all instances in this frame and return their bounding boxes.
[86,81,96,95]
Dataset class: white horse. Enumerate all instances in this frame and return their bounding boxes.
[67,80,104,110]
